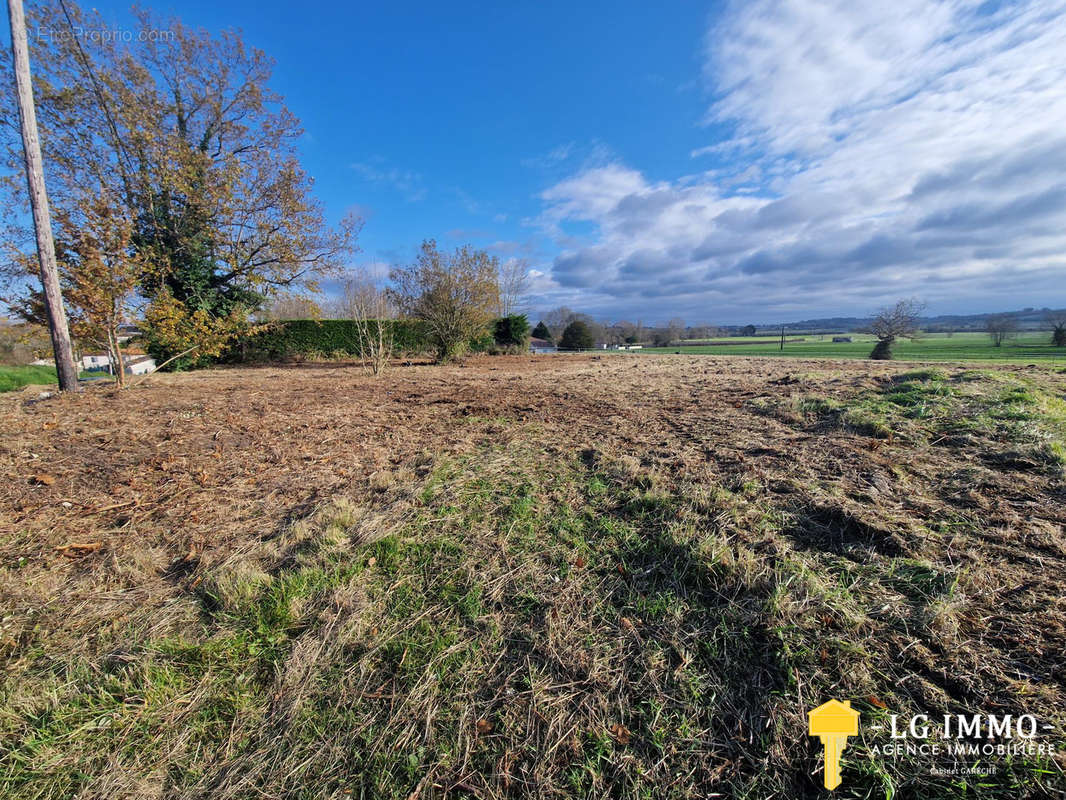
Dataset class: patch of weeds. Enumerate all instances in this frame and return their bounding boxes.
[881,372,956,421]
[883,558,955,601]
[1040,439,1066,466]
[898,367,947,382]
[200,559,274,615]
[840,370,1066,460]
[793,394,843,415]
[842,407,894,438]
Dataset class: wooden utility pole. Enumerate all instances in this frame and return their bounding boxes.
[780,325,785,351]
[7,0,79,391]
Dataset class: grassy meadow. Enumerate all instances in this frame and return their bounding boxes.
[642,331,1066,363]
[0,365,67,393]
[1,355,1064,799]
[0,365,107,393]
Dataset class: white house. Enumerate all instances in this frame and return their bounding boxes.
[81,353,111,370]
[126,356,156,375]
[529,337,557,354]
[80,352,157,375]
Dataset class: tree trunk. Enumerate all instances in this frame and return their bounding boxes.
[870,338,894,360]
[108,328,126,387]
[7,0,80,391]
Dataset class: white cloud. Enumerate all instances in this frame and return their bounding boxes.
[537,0,1066,322]
[350,160,426,202]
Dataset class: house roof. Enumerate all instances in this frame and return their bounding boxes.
[530,337,553,346]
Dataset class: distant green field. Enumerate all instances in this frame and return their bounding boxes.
[640,331,1066,363]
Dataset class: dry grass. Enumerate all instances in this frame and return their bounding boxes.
[1,355,1064,798]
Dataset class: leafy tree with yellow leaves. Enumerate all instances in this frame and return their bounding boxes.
[0,1,359,367]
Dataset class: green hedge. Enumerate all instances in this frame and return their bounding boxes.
[226,319,432,362]
[223,316,533,363]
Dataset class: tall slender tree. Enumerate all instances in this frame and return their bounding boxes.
[5,0,78,390]
[0,1,359,365]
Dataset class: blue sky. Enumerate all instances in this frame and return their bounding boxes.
[18,0,1066,324]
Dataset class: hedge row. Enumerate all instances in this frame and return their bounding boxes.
[226,319,432,362]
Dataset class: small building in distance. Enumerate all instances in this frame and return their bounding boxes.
[81,353,111,370]
[529,337,557,354]
[126,356,157,375]
[80,352,157,375]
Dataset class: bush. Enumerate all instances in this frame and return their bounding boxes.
[493,314,530,350]
[222,316,540,365]
[531,321,552,342]
[225,319,430,362]
[559,320,595,350]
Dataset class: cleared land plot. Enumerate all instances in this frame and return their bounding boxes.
[1,355,1064,798]
[643,332,1066,363]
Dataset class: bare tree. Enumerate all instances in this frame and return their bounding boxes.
[1045,311,1066,347]
[497,258,531,317]
[986,314,1018,347]
[667,317,685,345]
[543,306,579,342]
[343,269,394,375]
[261,294,322,321]
[613,319,638,344]
[868,298,924,360]
[688,324,720,340]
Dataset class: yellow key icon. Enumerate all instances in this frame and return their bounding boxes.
[808,700,859,790]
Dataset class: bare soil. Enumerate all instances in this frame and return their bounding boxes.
[1,354,1064,798]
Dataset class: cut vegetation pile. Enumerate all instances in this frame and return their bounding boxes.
[1,355,1064,798]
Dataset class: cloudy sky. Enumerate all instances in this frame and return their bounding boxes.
[535,0,1066,323]
[53,0,1066,324]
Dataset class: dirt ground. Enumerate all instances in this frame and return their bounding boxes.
[2,354,1065,798]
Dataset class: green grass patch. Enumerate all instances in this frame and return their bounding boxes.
[639,331,1066,363]
[0,365,102,392]
[0,365,64,392]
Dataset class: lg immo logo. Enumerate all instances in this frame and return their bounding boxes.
[808,700,859,790]
[808,699,1058,790]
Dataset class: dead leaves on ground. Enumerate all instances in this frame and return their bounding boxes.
[609,723,632,745]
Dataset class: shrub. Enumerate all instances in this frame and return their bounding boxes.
[531,321,552,342]
[388,240,499,362]
[225,319,430,363]
[494,314,530,350]
[559,320,595,350]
